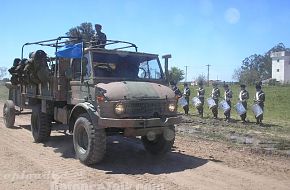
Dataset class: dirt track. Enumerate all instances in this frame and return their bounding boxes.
[0,104,290,190]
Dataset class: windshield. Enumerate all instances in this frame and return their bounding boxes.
[91,52,163,80]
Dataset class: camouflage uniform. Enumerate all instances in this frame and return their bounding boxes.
[171,85,182,98]
[197,86,205,117]
[239,85,249,122]
[211,86,220,119]
[92,24,107,48]
[254,85,265,124]
[93,32,107,48]
[8,58,21,85]
[183,84,190,115]
[224,85,233,121]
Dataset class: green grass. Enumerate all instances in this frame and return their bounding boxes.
[178,84,290,128]
[0,83,8,101]
[0,82,289,128]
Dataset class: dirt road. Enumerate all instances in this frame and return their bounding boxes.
[0,105,289,190]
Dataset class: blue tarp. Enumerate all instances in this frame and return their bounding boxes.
[55,42,83,58]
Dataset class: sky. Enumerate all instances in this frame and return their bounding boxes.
[0,0,290,82]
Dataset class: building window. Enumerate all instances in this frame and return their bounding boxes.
[277,69,279,72]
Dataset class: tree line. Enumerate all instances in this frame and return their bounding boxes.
[233,43,290,85]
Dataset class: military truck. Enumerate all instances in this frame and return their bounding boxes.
[3,37,180,165]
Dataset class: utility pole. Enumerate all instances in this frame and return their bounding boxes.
[185,66,189,83]
[205,64,211,86]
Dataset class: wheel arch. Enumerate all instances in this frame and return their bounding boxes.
[68,102,99,132]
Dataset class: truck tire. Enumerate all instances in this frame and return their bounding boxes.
[31,106,51,143]
[141,125,175,155]
[73,113,106,165]
[3,100,16,128]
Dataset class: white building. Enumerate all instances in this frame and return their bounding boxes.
[270,51,290,84]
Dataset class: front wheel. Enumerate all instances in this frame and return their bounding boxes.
[142,126,175,155]
[73,113,106,165]
[31,106,51,143]
[3,100,16,128]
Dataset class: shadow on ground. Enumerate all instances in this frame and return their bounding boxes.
[16,123,210,175]
[43,129,208,175]
[92,136,208,175]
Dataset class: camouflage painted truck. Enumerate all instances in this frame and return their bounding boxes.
[3,37,180,165]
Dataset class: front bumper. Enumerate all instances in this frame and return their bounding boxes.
[98,116,181,128]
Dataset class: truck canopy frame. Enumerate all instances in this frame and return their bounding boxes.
[21,36,138,59]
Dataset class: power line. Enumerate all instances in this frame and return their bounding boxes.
[205,64,211,86]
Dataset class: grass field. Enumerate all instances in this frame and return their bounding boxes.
[178,84,290,127]
[0,83,289,123]
[1,83,289,123]
[0,82,289,153]
[0,83,8,101]
[0,84,290,124]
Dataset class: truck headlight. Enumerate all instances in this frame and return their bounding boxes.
[168,103,176,112]
[115,103,125,115]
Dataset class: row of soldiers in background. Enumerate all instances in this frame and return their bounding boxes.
[171,82,266,125]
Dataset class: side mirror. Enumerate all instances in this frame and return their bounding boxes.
[65,68,73,80]
[162,54,172,84]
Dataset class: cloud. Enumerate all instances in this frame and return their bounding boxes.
[224,8,240,24]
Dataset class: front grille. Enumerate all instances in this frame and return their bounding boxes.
[125,101,165,116]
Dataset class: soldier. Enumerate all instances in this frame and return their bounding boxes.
[211,83,220,119]
[223,84,233,122]
[183,83,191,115]
[196,82,205,117]
[254,84,265,125]
[93,24,107,48]
[239,84,249,122]
[8,58,21,85]
[170,81,182,98]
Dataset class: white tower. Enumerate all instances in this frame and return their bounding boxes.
[270,51,290,84]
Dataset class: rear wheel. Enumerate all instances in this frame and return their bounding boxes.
[3,100,16,128]
[73,113,106,165]
[31,106,51,143]
[142,125,175,155]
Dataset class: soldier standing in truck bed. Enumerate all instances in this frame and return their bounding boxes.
[92,24,107,48]
[239,84,249,123]
[211,83,220,119]
[183,83,190,115]
[197,82,205,117]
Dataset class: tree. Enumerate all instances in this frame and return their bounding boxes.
[66,22,95,44]
[267,43,290,53]
[0,67,7,80]
[168,66,184,83]
[233,43,290,84]
[195,74,206,85]
[234,68,259,85]
[232,68,241,82]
